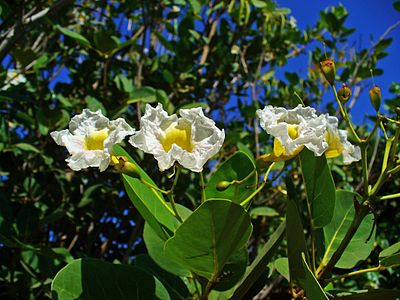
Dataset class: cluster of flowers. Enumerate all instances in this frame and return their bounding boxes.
[51,103,360,173]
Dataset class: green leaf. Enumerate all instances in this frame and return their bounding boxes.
[78,184,103,208]
[177,102,208,110]
[286,177,309,283]
[164,200,252,280]
[56,25,91,47]
[143,204,192,277]
[133,255,190,300]
[299,253,329,300]
[205,151,257,204]
[300,149,335,228]
[127,87,157,104]
[249,206,279,218]
[14,143,40,153]
[188,0,201,14]
[93,30,119,54]
[251,0,268,8]
[85,96,107,116]
[51,258,156,300]
[114,74,134,93]
[274,257,289,281]
[333,289,400,299]
[113,145,177,240]
[231,221,285,300]
[322,190,375,269]
[379,241,400,268]
[213,246,248,291]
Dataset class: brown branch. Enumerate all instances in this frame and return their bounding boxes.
[0,0,74,62]
[349,20,400,86]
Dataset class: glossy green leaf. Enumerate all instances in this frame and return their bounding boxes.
[78,184,102,208]
[300,148,335,228]
[322,190,375,269]
[85,96,107,115]
[213,246,248,291]
[164,200,252,280]
[274,257,289,281]
[177,102,208,110]
[205,151,257,204]
[299,253,329,300]
[249,206,279,218]
[113,145,177,240]
[14,143,40,153]
[51,258,156,300]
[127,86,157,104]
[231,221,285,300]
[143,204,192,277]
[56,26,91,47]
[286,177,309,284]
[133,255,190,300]
[379,241,400,268]
[332,289,400,299]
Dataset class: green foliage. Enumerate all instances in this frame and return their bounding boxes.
[322,190,375,269]
[286,177,309,284]
[164,200,252,280]
[51,258,157,300]
[205,151,257,204]
[300,148,336,228]
[379,241,400,268]
[299,253,328,300]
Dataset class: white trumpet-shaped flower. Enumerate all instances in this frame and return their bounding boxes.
[323,115,361,164]
[256,105,328,162]
[51,109,135,171]
[129,103,225,172]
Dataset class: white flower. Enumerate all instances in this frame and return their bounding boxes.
[1,70,27,90]
[129,103,225,172]
[50,109,135,171]
[256,104,328,161]
[324,115,361,164]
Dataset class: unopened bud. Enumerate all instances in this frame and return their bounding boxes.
[369,85,382,112]
[337,84,352,103]
[216,181,231,191]
[113,156,141,178]
[320,59,336,86]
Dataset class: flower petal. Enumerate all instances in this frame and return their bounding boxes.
[257,104,328,157]
[69,109,110,135]
[67,150,110,171]
[130,104,225,172]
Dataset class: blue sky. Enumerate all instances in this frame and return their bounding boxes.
[278,0,400,123]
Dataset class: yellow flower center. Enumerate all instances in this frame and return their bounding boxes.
[85,129,109,150]
[273,124,299,156]
[160,122,193,152]
[324,130,343,158]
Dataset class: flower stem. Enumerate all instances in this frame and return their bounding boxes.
[168,167,183,222]
[378,192,400,201]
[240,163,275,207]
[326,265,385,283]
[360,142,369,197]
[332,85,361,144]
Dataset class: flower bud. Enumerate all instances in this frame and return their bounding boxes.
[369,85,382,112]
[113,156,141,178]
[216,180,231,191]
[337,84,352,103]
[320,59,336,86]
